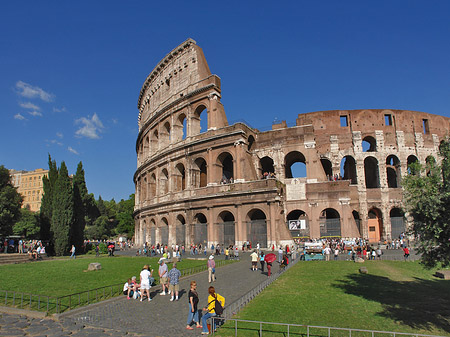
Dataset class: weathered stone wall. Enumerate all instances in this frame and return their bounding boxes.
[134,40,450,248]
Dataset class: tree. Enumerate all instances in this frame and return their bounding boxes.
[0,165,23,236]
[40,154,58,242]
[72,162,88,251]
[13,208,40,238]
[115,194,135,238]
[403,139,450,268]
[51,161,74,256]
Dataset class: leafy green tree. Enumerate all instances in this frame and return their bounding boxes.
[13,208,40,238]
[40,154,58,242]
[0,165,23,236]
[403,139,450,268]
[115,194,135,238]
[51,161,74,256]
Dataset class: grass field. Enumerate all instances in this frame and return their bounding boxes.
[218,261,450,336]
[0,255,207,296]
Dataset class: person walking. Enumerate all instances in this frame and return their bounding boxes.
[267,261,272,277]
[207,255,216,283]
[167,262,181,301]
[250,250,259,271]
[158,259,169,296]
[139,264,153,302]
[186,281,202,330]
[70,245,76,259]
[278,246,283,263]
[201,286,225,335]
[259,251,265,273]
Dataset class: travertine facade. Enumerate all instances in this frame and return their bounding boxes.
[134,39,450,247]
[9,168,48,212]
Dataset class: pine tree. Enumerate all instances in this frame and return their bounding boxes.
[51,161,74,256]
[0,165,23,236]
[72,162,87,251]
[40,154,58,242]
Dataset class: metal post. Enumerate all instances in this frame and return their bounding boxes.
[38,295,40,310]
[21,293,23,308]
[29,294,32,308]
[260,322,262,336]
[4,291,7,305]
[47,297,49,313]
[13,292,15,306]
[235,319,237,337]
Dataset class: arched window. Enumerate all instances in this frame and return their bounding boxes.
[247,209,267,248]
[320,158,332,179]
[319,208,341,237]
[176,214,186,245]
[362,136,377,152]
[340,156,357,184]
[192,213,208,245]
[149,173,156,198]
[193,157,207,188]
[217,152,234,182]
[364,156,380,188]
[285,151,307,178]
[352,211,361,236]
[260,156,275,178]
[407,155,419,175]
[287,210,309,237]
[426,155,436,176]
[174,163,186,191]
[161,121,171,146]
[248,135,255,152]
[160,217,169,245]
[160,168,169,195]
[174,113,187,141]
[151,129,159,153]
[144,135,150,158]
[386,155,401,188]
[192,105,208,135]
[217,211,235,247]
[390,208,405,240]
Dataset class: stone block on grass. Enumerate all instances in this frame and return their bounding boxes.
[88,263,102,271]
[359,267,368,274]
[355,257,365,263]
[435,270,450,280]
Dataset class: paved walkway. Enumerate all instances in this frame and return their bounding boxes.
[0,253,274,337]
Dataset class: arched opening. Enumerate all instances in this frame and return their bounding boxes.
[248,135,255,152]
[193,157,207,188]
[364,156,380,188]
[174,113,187,141]
[390,208,405,240]
[407,155,419,175]
[352,211,362,236]
[150,219,156,246]
[176,214,186,245]
[287,210,309,238]
[161,121,171,146]
[362,136,377,152]
[151,129,159,153]
[319,208,341,237]
[340,156,357,184]
[192,213,208,246]
[144,135,150,158]
[217,152,234,183]
[426,155,436,176]
[285,151,307,178]
[149,173,156,198]
[193,105,208,134]
[320,158,332,179]
[386,155,401,188]
[368,208,383,243]
[160,217,169,245]
[217,211,235,247]
[142,175,147,202]
[247,209,267,248]
[260,156,275,178]
[174,163,186,191]
[160,168,169,195]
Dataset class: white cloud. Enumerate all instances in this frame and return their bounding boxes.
[75,113,104,139]
[16,81,54,102]
[28,110,43,117]
[50,139,63,146]
[112,118,118,124]
[14,113,26,120]
[68,146,79,155]
[19,102,40,110]
[56,132,63,139]
[53,106,66,113]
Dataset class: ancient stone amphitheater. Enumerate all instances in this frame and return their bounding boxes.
[134,38,449,248]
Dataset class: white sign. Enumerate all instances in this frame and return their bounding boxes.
[289,220,306,230]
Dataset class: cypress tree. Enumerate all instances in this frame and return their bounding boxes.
[40,154,58,243]
[72,162,87,252]
[51,161,74,256]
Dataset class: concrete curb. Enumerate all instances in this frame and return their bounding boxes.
[0,306,47,319]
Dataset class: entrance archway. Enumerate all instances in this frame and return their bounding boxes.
[390,208,405,240]
[368,208,383,243]
[247,209,267,248]
[192,213,208,246]
[319,208,341,237]
[217,211,235,247]
[287,210,309,238]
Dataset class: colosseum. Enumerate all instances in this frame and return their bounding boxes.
[133,38,450,248]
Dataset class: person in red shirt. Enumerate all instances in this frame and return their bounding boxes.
[403,246,410,260]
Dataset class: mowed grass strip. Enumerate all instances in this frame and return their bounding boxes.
[0,256,207,296]
[218,261,450,336]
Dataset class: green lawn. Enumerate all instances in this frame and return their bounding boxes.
[219,261,450,336]
[0,255,209,296]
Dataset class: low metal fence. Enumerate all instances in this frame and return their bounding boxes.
[1,290,56,312]
[210,317,445,337]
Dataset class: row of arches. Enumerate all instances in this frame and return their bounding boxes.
[260,152,435,189]
[139,209,268,247]
[138,105,208,161]
[286,207,405,241]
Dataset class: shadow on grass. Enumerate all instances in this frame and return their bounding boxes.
[333,273,450,333]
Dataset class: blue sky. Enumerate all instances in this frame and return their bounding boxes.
[1,1,450,201]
